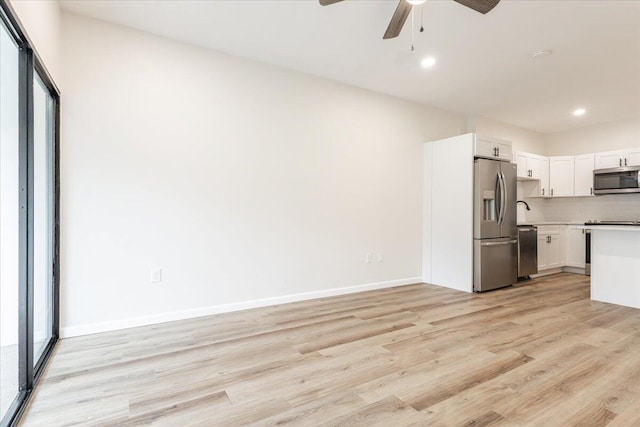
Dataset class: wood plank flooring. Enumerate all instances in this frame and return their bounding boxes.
[19,273,640,426]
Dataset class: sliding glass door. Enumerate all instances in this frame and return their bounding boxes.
[0,16,21,422]
[0,1,59,425]
[33,75,55,365]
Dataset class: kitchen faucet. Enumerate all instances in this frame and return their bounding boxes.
[517,200,531,211]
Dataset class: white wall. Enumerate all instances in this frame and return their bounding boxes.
[59,13,466,336]
[546,116,640,156]
[9,0,61,85]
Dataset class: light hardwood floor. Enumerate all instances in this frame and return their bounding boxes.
[20,273,640,426]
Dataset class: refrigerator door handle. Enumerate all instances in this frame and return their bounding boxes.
[497,173,503,225]
[500,172,508,227]
[496,172,505,225]
[495,173,502,225]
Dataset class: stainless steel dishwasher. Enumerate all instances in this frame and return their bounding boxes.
[517,225,538,280]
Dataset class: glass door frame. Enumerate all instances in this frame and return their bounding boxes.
[0,1,60,426]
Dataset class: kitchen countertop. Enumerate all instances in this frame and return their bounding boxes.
[576,225,640,232]
[517,221,585,226]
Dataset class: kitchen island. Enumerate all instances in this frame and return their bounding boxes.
[584,225,640,309]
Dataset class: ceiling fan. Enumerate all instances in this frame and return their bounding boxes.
[319,0,501,39]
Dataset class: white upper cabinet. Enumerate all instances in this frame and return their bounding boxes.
[494,140,513,162]
[540,157,550,197]
[516,153,528,178]
[595,150,625,169]
[474,136,512,161]
[549,156,575,197]
[529,155,542,179]
[574,153,595,196]
[516,152,542,180]
[625,148,640,166]
[595,148,640,169]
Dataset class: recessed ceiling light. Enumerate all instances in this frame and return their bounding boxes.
[533,49,553,59]
[573,108,586,117]
[421,56,436,68]
[408,0,426,5]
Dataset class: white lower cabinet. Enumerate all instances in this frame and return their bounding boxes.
[536,225,586,272]
[565,226,586,268]
[537,226,563,271]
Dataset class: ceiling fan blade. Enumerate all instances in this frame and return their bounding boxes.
[383,0,412,40]
[319,0,344,5]
[453,0,500,14]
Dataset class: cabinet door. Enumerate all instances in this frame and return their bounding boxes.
[474,138,495,159]
[516,153,529,178]
[494,141,513,162]
[625,148,640,167]
[547,235,562,268]
[595,150,624,169]
[540,157,550,197]
[537,235,548,270]
[529,155,542,180]
[549,156,575,197]
[566,228,586,268]
[574,153,595,196]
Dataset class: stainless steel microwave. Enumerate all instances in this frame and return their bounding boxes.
[593,166,640,194]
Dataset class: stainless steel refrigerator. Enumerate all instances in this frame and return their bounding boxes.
[473,157,518,292]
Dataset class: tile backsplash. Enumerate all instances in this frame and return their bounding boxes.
[520,194,640,223]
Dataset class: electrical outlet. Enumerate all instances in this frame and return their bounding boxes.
[151,269,162,283]
[377,253,384,263]
[365,253,373,264]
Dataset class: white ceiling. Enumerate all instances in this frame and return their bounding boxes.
[60,0,640,134]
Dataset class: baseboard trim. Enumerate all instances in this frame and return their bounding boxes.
[533,267,587,278]
[532,268,564,278]
[60,276,423,338]
[562,266,586,275]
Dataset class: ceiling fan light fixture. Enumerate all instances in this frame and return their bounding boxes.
[421,56,436,68]
[407,0,426,5]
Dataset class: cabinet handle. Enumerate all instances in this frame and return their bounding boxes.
[497,147,500,157]
[625,158,628,166]
[590,187,593,195]
[542,188,545,196]
[620,158,623,167]
[547,235,551,244]
[551,188,554,196]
